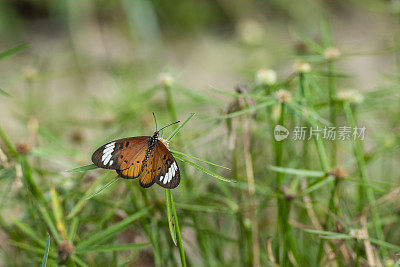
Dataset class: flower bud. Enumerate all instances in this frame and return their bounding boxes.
[157,73,174,87]
[274,89,292,103]
[255,69,277,86]
[324,47,341,60]
[295,61,311,73]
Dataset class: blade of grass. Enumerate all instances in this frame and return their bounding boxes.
[0,124,19,158]
[41,232,50,267]
[75,243,150,253]
[165,189,177,245]
[76,208,148,249]
[170,149,230,170]
[68,217,79,243]
[166,113,195,141]
[167,189,186,267]
[0,43,30,60]
[269,166,325,177]
[86,176,119,200]
[66,164,98,172]
[12,219,46,248]
[173,153,235,183]
[50,185,66,239]
[0,88,11,97]
[297,176,334,198]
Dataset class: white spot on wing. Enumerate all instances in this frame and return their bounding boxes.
[103,146,114,154]
[171,167,175,179]
[163,172,170,184]
[105,142,115,148]
[102,151,112,161]
[109,160,113,166]
[104,154,112,165]
[159,175,164,181]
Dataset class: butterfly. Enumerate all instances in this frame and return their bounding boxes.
[91,115,181,189]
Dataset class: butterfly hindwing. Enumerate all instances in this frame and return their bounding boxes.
[91,136,150,178]
[153,140,180,189]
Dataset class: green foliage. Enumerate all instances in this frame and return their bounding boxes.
[1,2,400,267]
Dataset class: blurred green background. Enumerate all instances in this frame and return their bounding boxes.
[0,0,400,266]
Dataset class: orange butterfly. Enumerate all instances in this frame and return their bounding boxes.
[91,115,180,189]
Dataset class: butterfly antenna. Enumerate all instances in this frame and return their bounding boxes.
[153,112,158,132]
[159,121,180,132]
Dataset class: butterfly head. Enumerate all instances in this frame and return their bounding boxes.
[152,112,180,140]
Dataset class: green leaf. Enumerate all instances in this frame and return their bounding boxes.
[77,208,148,249]
[41,233,50,267]
[75,243,150,254]
[165,189,177,245]
[269,166,324,177]
[86,176,119,200]
[173,153,235,183]
[170,150,230,170]
[167,113,195,141]
[66,164,98,172]
[0,43,30,60]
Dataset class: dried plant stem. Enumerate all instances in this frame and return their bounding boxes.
[241,114,260,267]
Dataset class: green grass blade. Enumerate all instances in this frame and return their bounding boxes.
[75,242,150,254]
[173,153,235,183]
[86,176,119,200]
[210,101,275,121]
[68,217,79,243]
[297,176,334,197]
[169,190,187,266]
[66,164,98,172]
[269,166,324,177]
[41,233,50,267]
[170,149,230,170]
[165,189,177,245]
[166,113,195,141]
[71,255,89,267]
[0,88,11,97]
[0,43,30,60]
[76,208,148,249]
[12,219,46,247]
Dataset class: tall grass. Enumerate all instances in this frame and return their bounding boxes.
[0,4,400,267]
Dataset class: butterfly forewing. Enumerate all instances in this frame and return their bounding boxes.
[91,136,149,175]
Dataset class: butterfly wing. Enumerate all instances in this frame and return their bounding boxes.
[153,140,180,189]
[91,136,150,179]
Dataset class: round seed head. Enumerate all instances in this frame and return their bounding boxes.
[23,66,38,83]
[236,19,265,45]
[157,73,174,87]
[58,240,74,263]
[324,47,341,60]
[328,166,348,179]
[295,61,311,73]
[337,90,364,104]
[255,69,277,86]
[16,142,32,155]
[274,89,292,103]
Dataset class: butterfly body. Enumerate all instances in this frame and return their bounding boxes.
[91,131,180,189]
